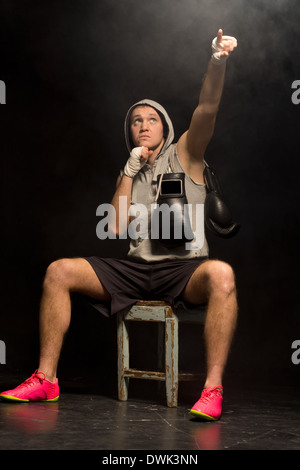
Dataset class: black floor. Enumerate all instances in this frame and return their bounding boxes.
[0,375,299,451]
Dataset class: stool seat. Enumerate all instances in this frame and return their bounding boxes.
[117,300,206,407]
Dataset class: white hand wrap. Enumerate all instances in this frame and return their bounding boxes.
[211,35,237,65]
[123,146,147,178]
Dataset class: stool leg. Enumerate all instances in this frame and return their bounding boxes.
[157,322,164,397]
[165,316,179,407]
[117,313,129,401]
[157,322,164,370]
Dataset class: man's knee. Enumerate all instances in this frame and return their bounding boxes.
[44,258,76,290]
[205,260,236,297]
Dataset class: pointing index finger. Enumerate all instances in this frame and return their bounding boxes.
[217,29,223,44]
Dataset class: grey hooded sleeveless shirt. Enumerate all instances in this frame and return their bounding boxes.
[123,99,209,262]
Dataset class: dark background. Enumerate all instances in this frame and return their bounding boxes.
[1,0,299,397]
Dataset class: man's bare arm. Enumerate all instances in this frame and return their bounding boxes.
[109,147,152,236]
[109,174,132,237]
[177,29,237,183]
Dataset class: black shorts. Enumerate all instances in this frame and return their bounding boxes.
[83,256,208,317]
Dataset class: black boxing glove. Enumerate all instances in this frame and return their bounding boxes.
[204,162,240,238]
[152,173,194,248]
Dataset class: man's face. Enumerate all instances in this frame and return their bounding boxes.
[130,106,165,151]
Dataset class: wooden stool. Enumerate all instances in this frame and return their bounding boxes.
[117,300,206,407]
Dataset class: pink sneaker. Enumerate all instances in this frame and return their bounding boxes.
[190,385,223,420]
[0,371,59,403]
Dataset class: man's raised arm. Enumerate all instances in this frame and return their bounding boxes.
[177,29,237,183]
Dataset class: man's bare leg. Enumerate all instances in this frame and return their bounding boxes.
[181,259,238,388]
[38,258,110,382]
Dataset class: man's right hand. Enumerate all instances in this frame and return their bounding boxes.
[123,146,153,178]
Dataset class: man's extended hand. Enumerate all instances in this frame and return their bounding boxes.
[211,29,237,65]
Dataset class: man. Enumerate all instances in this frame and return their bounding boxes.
[0,30,238,421]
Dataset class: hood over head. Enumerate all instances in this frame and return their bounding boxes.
[124,98,174,154]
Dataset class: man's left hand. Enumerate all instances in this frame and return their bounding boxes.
[211,29,237,65]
